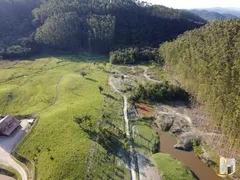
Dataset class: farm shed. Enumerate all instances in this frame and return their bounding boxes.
[0,115,20,136]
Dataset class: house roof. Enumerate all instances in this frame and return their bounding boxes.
[0,115,20,136]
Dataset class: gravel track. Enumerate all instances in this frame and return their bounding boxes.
[0,120,30,180]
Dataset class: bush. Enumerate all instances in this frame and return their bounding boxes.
[110,47,158,64]
[0,45,32,59]
[132,82,189,102]
[192,140,203,157]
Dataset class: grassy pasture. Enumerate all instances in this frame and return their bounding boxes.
[0,54,120,179]
[153,153,195,180]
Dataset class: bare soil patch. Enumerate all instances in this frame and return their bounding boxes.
[136,103,155,116]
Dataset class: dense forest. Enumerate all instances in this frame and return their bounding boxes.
[160,20,240,141]
[189,9,238,21]
[0,0,206,58]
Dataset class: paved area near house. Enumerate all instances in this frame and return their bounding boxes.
[0,174,15,180]
[0,120,30,180]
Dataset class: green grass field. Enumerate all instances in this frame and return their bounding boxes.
[153,153,195,180]
[0,54,128,179]
[133,125,159,156]
[86,75,130,180]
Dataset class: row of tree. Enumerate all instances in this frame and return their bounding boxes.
[159,20,240,140]
[132,82,190,102]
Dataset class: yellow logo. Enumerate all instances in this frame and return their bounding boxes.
[217,156,236,177]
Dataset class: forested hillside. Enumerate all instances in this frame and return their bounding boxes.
[0,0,206,58]
[160,20,240,141]
[190,9,238,21]
[0,0,38,56]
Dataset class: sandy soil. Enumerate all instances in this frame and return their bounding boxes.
[0,120,30,180]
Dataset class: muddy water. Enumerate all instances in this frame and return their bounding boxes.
[155,129,222,180]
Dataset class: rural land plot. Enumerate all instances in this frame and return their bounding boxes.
[0,55,118,179]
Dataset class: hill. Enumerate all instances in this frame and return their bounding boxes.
[0,0,37,52]
[199,7,240,17]
[0,54,131,179]
[0,0,206,58]
[160,19,240,143]
[189,9,238,21]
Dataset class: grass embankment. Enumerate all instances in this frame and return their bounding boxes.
[153,153,195,180]
[133,124,159,156]
[0,54,127,179]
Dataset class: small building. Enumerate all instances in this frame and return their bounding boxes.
[0,115,20,136]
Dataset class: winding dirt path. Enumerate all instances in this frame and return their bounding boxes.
[36,75,64,113]
[143,69,162,84]
[109,77,137,180]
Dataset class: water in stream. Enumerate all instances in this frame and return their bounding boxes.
[155,129,222,180]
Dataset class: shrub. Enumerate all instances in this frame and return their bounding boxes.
[0,45,32,58]
[132,82,189,102]
[110,47,158,64]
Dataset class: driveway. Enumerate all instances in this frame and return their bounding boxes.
[0,120,30,180]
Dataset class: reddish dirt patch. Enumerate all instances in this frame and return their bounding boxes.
[136,103,155,116]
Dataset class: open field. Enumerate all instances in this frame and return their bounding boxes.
[0,54,127,179]
[153,153,195,180]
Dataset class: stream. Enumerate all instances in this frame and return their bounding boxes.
[155,128,222,180]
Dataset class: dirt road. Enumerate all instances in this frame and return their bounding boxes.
[0,175,15,180]
[137,153,161,180]
[109,77,137,180]
[0,120,30,180]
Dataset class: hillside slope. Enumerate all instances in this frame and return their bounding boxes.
[0,0,37,50]
[160,19,240,143]
[189,9,238,21]
[0,0,206,57]
[0,55,130,179]
[204,7,240,17]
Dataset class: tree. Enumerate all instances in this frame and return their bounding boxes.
[98,85,104,94]
[159,19,240,142]
[73,115,92,128]
[0,0,206,58]
[80,71,87,78]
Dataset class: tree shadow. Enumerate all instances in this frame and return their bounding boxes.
[85,77,98,82]
[103,93,117,101]
[103,69,110,74]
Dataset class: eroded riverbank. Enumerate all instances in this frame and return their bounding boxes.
[155,128,222,180]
